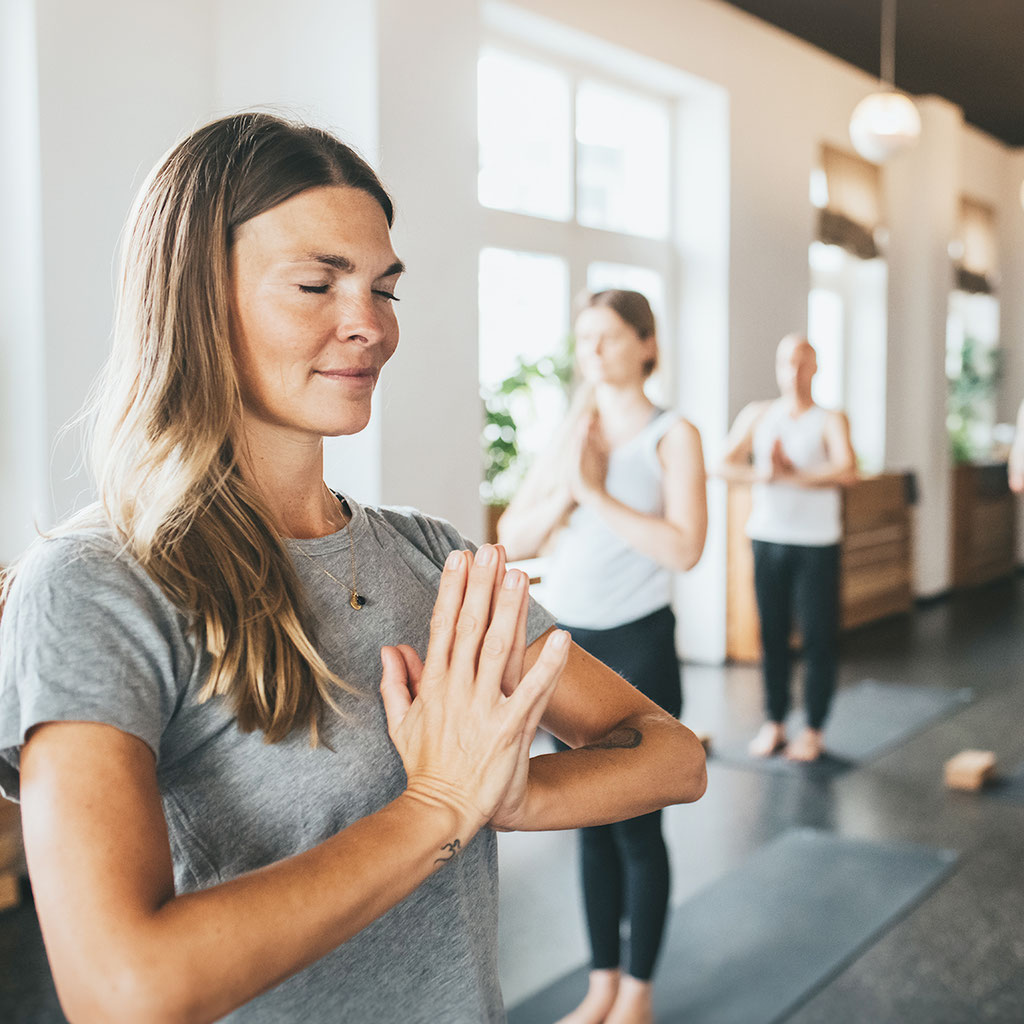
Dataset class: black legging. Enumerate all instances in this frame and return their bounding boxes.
[751,540,840,730]
[554,605,681,981]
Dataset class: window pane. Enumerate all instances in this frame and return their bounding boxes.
[576,79,670,238]
[479,249,570,503]
[808,286,843,410]
[478,49,572,221]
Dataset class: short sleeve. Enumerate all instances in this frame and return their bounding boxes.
[0,535,192,801]
[373,506,557,646]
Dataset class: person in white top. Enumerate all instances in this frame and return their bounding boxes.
[717,335,856,762]
[1009,398,1024,493]
[500,290,706,1024]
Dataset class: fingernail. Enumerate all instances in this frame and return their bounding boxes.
[552,629,569,649]
[444,550,461,570]
[503,569,523,590]
[476,545,494,566]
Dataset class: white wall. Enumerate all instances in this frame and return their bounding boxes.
[4,0,1024,627]
[31,0,217,525]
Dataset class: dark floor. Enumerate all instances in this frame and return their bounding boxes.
[4,579,1024,1022]
[498,576,1024,1022]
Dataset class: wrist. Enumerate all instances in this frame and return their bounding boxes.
[402,771,486,841]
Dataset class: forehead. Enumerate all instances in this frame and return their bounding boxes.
[575,305,630,334]
[233,185,396,266]
[777,339,813,364]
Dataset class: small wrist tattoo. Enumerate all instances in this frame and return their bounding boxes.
[435,839,462,865]
[582,726,643,751]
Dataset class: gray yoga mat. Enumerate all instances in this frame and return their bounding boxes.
[714,681,974,775]
[507,828,956,1024]
[988,761,1024,804]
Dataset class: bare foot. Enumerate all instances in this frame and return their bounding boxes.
[748,721,786,757]
[785,727,824,762]
[604,976,653,1024]
[555,969,620,1024]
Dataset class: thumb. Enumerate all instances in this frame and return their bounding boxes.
[380,646,414,740]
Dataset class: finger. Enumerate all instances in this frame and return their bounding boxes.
[422,549,469,682]
[505,629,570,725]
[449,544,503,679]
[473,567,530,696]
[489,545,507,621]
[500,571,529,697]
[395,644,425,699]
[379,646,413,740]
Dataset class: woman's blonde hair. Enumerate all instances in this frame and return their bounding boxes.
[22,113,395,744]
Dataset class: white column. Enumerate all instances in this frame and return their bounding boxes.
[0,0,48,561]
[884,96,962,595]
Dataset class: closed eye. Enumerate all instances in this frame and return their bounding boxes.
[374,290,400,302]
[298,284,330,294]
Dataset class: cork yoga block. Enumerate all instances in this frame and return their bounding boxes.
[944,749,997,791]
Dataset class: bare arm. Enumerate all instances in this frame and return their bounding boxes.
[19,548,567,1024]
[712,401,771,483]
[498,482,575,561]
[1009,399,1024,493]
[506,630,708,831]
[574,418,707,572]
[21,726,465,1024]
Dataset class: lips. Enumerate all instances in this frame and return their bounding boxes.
[314,368,376,380]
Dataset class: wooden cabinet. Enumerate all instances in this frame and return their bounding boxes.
[950,462,1016,589]
[726,473,914,662]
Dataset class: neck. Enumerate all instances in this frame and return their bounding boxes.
[593,382,654,423]
[235,420,345,539]
[782,390,815,414]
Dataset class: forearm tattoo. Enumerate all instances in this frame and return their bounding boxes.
[582,726,643,751]
[435,839,462,865]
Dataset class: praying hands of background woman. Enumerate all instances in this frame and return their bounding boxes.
[570,413,610,505]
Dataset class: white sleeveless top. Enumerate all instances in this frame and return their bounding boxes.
[746,402,842,547]
[541,409,679,630]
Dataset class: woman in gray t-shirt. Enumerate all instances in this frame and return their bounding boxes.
[0,113,707,1023]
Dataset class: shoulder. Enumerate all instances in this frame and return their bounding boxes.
[821,407,851,432]
[364,504,472,565]
[4,529,185,636]
[734,399,774,433]
[656,415,702,453]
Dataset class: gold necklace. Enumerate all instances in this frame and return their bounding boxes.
[294,493,366,610]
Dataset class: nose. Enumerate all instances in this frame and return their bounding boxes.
[335,292,389,346]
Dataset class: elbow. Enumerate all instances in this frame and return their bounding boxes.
[668,724,708,805]
[60,962,203,1024]
[668,534,706,573]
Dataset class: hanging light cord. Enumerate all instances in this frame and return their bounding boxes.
[881,0,897,88]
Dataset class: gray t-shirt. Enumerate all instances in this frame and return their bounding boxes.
[0,497,555,1023]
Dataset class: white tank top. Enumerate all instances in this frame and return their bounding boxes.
[745,402,842,546]
[541,409,678,630]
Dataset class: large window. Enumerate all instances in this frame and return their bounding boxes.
[477,44,676,504]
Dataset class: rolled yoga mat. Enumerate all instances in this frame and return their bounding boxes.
[507,827,956,1024]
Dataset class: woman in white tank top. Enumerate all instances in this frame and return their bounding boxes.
[500,290,707,1024]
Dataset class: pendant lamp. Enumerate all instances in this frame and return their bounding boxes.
[849,0,921,163]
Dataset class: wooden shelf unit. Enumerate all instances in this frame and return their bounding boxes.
[950,461,1016,589]
[726,473,914,662]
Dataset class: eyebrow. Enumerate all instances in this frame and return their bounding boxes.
[295,253,406,278]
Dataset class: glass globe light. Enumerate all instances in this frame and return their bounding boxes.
[849,91,921,163]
